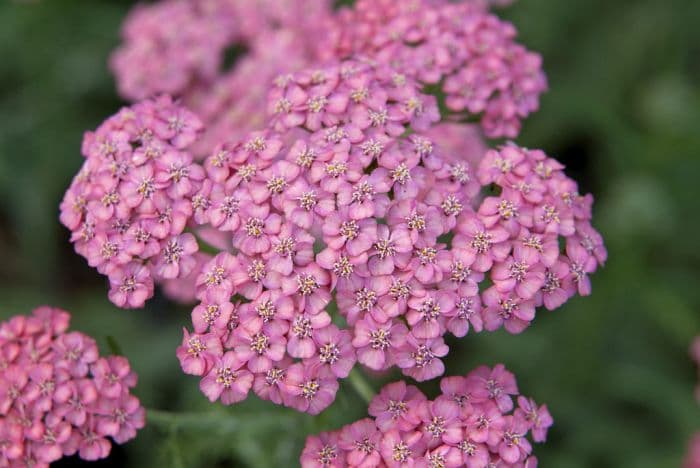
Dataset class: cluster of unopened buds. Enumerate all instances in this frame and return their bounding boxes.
[301,365,551,467]
[0,307,144,467]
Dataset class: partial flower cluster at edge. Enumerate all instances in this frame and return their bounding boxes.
[301,365,551,467]
[0,306,144,467]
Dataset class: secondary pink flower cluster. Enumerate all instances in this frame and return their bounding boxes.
[111,0,240,101]
[59,96,205,308]
[111,0,543,158]
[0,307,145,467]
[301,365,551,467]
[111,0,335,155]
[189,27,329,155]
[174,59,604,414]
[111,0,332,101]
[327,0,547,138]
[473,143,606,332]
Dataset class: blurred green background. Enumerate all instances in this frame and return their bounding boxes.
[1,0,699,467]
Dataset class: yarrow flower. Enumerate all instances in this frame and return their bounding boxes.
[327,0,548,138]
[471,143,606,331]
[110,0,240,101]
[101,0,547,303]
[174,58,605,414]
[0,306,145,467]
[61,0,606,441]
[110,0,544,161]
[59,96,206,308]
[301,364,551,467]
[111,0,335,101]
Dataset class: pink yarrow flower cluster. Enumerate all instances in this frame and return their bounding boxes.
[110,0,240,101]
[189,28,330,155]
[111,0,541,162]
[175,59,604,414]
[301,365,551,467]
[0,306,144,467]
[112,0,336,156]
[472,143,606,333]
[62,0,605,439]
[59,96,205,308]
[111,0,334,101]
[328,0,547,138]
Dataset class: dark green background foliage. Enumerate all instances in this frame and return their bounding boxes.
[1,1,699,466]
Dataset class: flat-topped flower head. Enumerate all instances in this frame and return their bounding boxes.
[54,3,605,463]
[60,96,205,308]
[175,59,604,415]
[0,306,145,466]
[301,365,551,467]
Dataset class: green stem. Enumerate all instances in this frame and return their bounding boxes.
[166,431,186,468]
[348,368,375,404]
